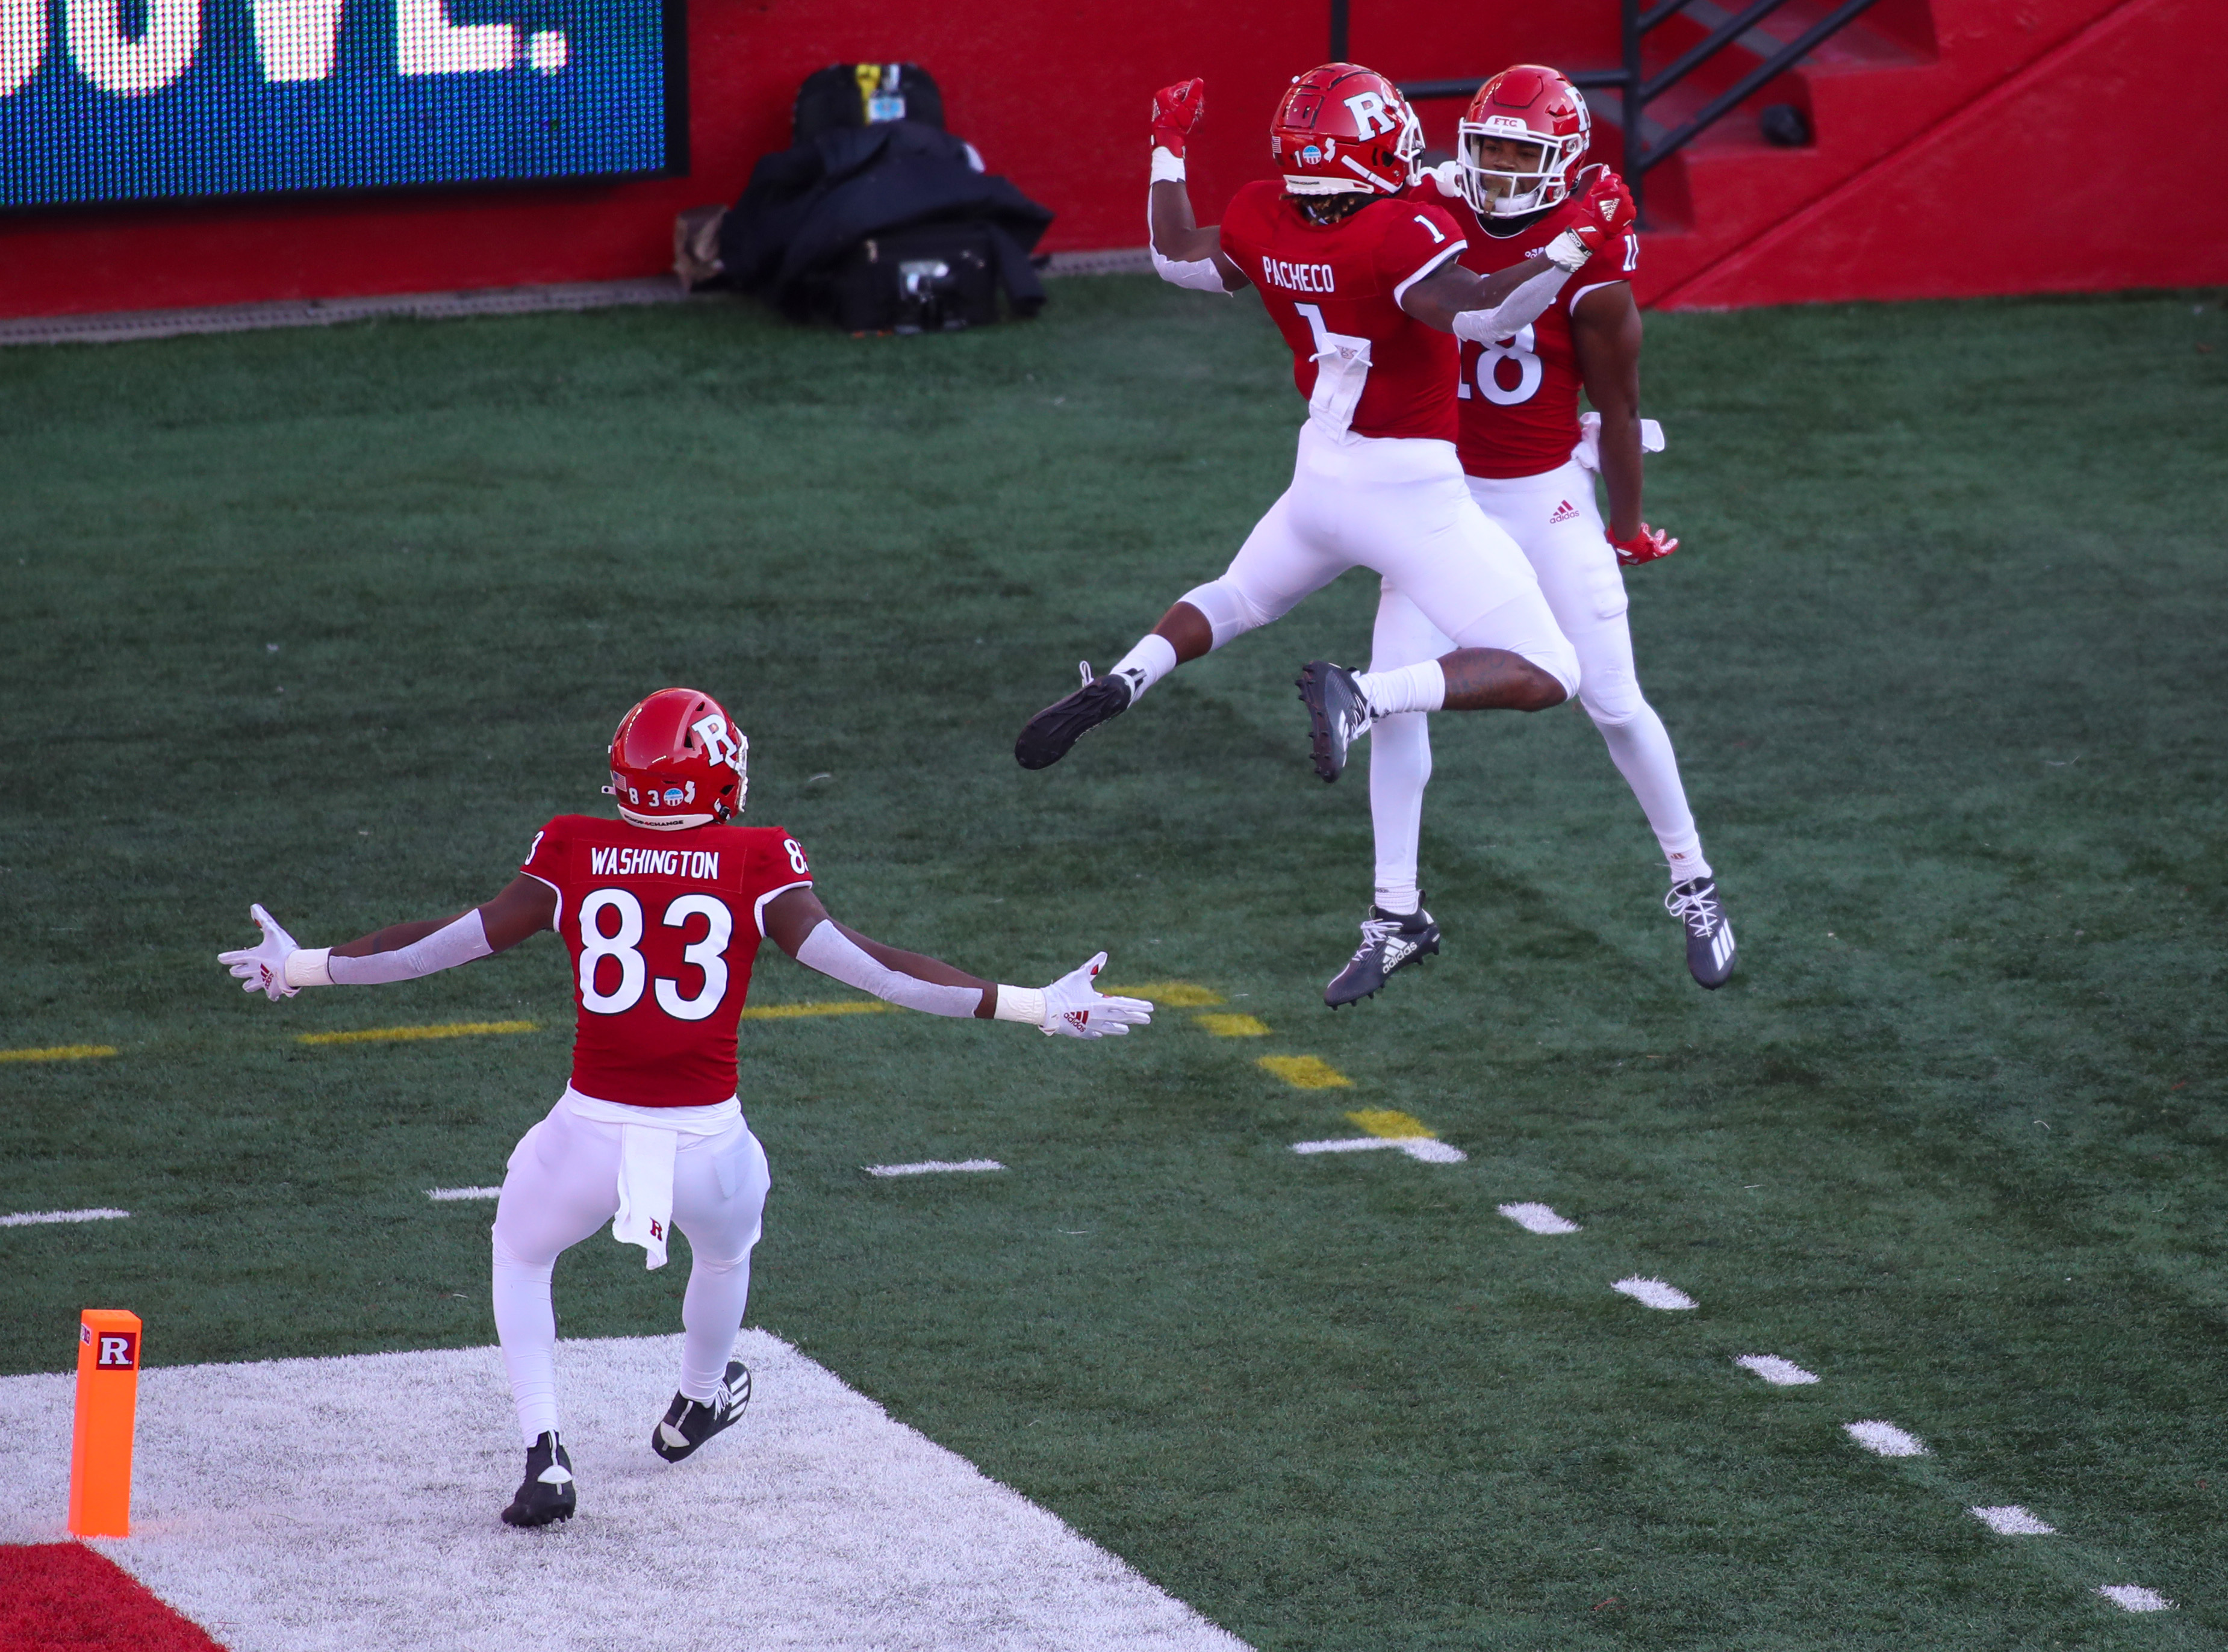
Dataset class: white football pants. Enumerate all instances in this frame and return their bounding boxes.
[490,1092,771,1446]
[1183,421,1579,694]
[1367,459,1706,910]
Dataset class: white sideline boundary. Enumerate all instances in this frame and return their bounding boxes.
[0,1332,1248,1652]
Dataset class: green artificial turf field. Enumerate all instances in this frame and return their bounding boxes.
[1,278,2223,1649]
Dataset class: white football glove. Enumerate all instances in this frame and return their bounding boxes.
[1036,952,1153,1039]
[219,903,303,1001]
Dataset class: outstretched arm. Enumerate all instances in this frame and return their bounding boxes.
[1147,78,1248,293]
[219,875,557,998]
[761,885,1152,1039]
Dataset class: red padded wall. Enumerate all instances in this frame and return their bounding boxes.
[1,0,2221,319]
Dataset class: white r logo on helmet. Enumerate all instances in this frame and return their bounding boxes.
[691,713,741,769]
[1343,90,1395,136]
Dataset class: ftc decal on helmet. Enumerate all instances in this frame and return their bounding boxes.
[1271,63,1424,197]
[1457,65,1592,219]
[602,687,748,828]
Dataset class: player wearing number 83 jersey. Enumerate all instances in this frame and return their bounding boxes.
[520,815,814,1107]
[217,686,1154,1527]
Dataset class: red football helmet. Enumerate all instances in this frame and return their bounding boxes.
[1271,63,1424,197]
[602,688,747,828]
[1457,65,1591,218]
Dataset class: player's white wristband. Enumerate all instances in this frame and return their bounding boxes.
[1542,228,1592,273]
[1150,146,1186,184]
[994,985,1047,1027]
[282,946,332,989]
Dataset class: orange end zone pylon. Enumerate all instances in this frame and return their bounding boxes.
[68,1309,142,1538]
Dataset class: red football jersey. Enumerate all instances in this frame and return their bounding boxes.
[520,815,814,1107]
[1416,171,1641,479]
[1218,179,1469,442]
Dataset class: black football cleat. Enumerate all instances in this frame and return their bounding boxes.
[500,1430,576,1528]
[1666,876,1737,989]
[1326,902,1441,1007]
[651,1359,752,1464]
[1296,660,1372,783]
[1016,662,1136,770]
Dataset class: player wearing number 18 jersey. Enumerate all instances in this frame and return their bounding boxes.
[219,686,1152,1527]
[1365,64,1735,990]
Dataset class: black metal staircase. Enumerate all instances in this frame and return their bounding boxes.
[1331,0,1889,223]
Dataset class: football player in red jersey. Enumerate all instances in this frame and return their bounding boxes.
[219,688,1151,1528]
[1015,67,1629,824]
[1345,65,1732,992]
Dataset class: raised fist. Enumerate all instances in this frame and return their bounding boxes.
[1576,163,1637,238]
[1607,523,1678,567]
[1151,78,1206,157]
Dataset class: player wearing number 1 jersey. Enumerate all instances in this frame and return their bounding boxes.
[1013,66,1630,795]
[219,686,1151,1528]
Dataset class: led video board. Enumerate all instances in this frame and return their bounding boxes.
[0,1,684,210]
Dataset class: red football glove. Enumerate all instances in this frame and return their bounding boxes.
[1577,164,1637,238]
[1607,523,1678,567]
[1151,78,1206,157]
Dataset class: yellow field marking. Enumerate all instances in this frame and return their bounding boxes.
[1104,981,1224,1007]
[1257,1054,1352,1089]
[0,1045,118,1063]
[739,999,894,1020]
[297,1020,537,1046]
[1195,1013,1270,1037]
[1346,1108,1438,1140]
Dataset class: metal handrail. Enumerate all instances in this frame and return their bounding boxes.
[1384,0,1885,224]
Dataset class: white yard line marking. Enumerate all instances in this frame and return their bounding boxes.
[0,1333,1248,1651]
[2096,1585,2174,1612]
[1969,1505,2055,1536]
[0,1207,130,1228]
[864,1160,1006,1178]
[1289,1137,1464,1164]
[1611,1277,1696,1311]
[1498,1202,1581,1235]
[1735,1354,1819,1386]
[426,1187,502,1202]
[1844,1420,1928,1457]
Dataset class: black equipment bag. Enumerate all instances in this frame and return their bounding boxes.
[715,117,1052,329]
[825,223,999,334]
[793,63,946,146]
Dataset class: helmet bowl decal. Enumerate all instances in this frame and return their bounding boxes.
[1302,144,1322,164]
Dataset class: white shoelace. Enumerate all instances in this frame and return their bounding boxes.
[1665,882,1722,933]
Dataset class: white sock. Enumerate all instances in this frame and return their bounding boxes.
[1368,710,1432,918]
[1664,843,1713,886]
[1108,633,1178,701]
[678,1250,754,1402]
[491,1244,561,1446]
[1354,659,1445,718]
